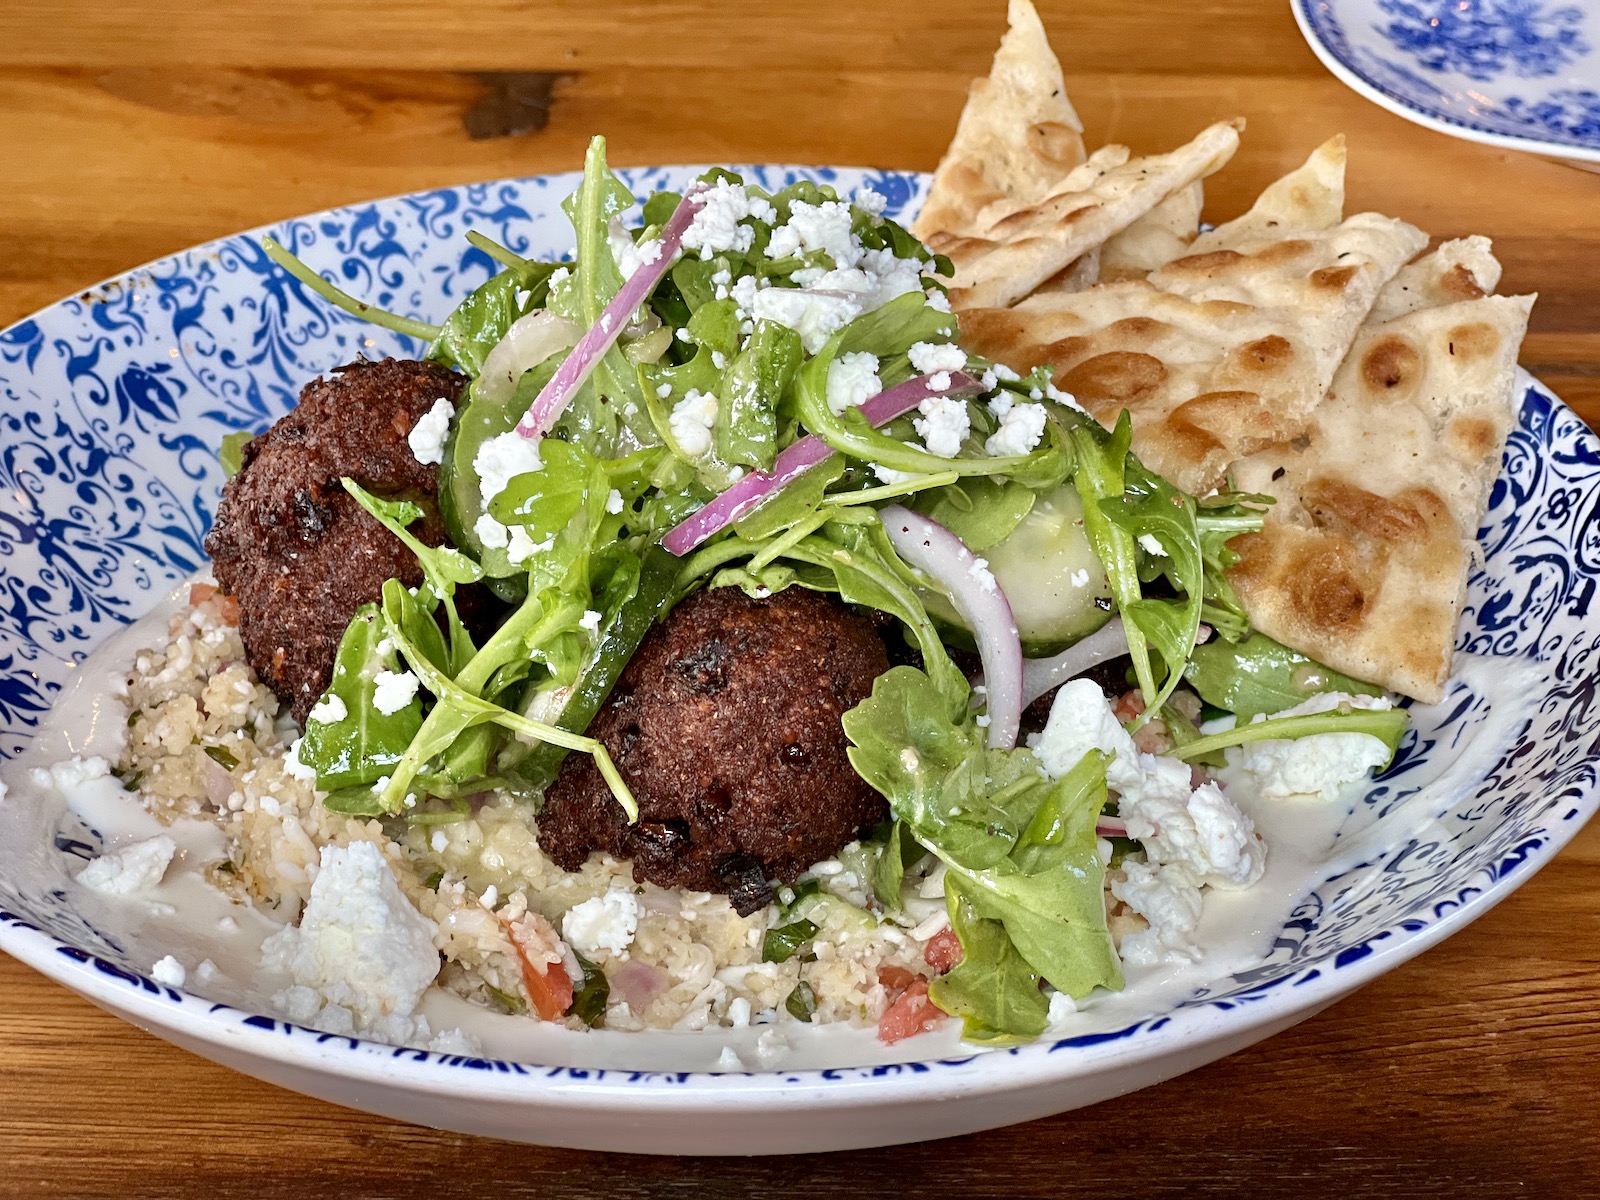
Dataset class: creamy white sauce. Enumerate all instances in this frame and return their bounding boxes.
[0,582,1541,1071]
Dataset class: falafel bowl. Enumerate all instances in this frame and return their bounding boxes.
[0,156,1595,1152]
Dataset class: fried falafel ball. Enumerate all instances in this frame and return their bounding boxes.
[537,585,891,915]
[205,358,465,724]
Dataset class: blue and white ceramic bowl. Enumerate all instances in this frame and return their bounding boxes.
[1,167,1597,1154]
[1295,0,1600,164]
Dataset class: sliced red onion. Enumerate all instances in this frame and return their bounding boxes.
[880,504,1023,751]
[514,184,709,439]
[476,310,582,406]
[661,370,983,555]
[1096,815,1128,838]
[1017,617,1130,709]
[611,959,670,1010]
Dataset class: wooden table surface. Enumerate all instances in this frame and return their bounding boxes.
[3,2,1598,1194]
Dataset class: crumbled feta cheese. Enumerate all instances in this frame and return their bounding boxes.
[969,556,998,594]
[727,997,752,1027]
[283,738,319,783]
[682,180,773,259]
[1138,533,1167,557]
[579,609,602,632]
[913,395,970,458]
[985,401,1047,457]
[1044,380,1085,413]
[308,693,347,725]
[151,955,187,988]
[711,349,727,370]
[853,185,889,216]
[1030,678,1147,797]
[900,748,921,771]
[609,220,665,280]
[474,512,511,550]
[1069,568,1090,588]
[260,842,440,1040]
[766,199,859,267]
[1111,860,1205,965]
[927,370,952,392]
[506,525,552,565]
[749,286,862,354]
[669,389,718,459]
[406,396,455,467]
[925,289,952,313]
[872,464,923,486]
[1121,779,1266,889]
[825,351,882,415]
[549,266,570,287]
[1234,692,1396,803]
[473,431,543,505]
[561,890,641,957]
[77,835,176,896]
[908,341,967,375]
[1046,990,1077,1024]
[371,670,420,715]
[31,755,111,793]
[656,382,674,398]
[430,828,449,854]
[605,488,625,514]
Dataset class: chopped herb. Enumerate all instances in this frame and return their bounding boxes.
[203,745,239,770]
[486,984,528,1016]
[422,869,444,890]
[219,430,254,477]
[762,918,819,964]
[785,981,818,1023]
[568,953,610,1027]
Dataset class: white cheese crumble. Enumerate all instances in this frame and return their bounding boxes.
[1234,692,1396,803]
[908,341,967,374]
[913,395,970,458]
[766,199,859,266]
[472,431,543,505]
[308,693,347,725]
[260,841,440,1042]
[985,401,1047,457]
[561,890,641,957]
[1111,860,1205,965]
[578,609,602,632]
[609,220,665,281]
[371,670,420,715]
[605,488,625,514]
[506,525,552,566]
[1138,533,1168,557]
[151,955,187,988]
[748,286,862,354]
[682,180,774,259]
[474,512,511,550]
[853,185,889,216]
[406,396,455,467]
[669,389,718,459]
[31,755,111,793]
[283,738,319,783]
[77,835,177,896]
[872,464,923,486]
[825,351,882,415]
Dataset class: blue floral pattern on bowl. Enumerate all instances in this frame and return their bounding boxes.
[1296,0,1600,161]
[0,168,1596,1138]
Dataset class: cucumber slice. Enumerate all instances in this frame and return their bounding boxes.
[924,484,1113,653]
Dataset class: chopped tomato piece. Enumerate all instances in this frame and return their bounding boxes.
[924,927,963,974]
[189,582,217,605]
[512,943,574,1021]
[877,964,918,992]
[877,977,944,1044]
[217,594,240,626]
[1113,689,1146,723]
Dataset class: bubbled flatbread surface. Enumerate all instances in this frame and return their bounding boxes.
[911,0,1086,242]
[1227,292,1534,702]
[958,212,1427,493]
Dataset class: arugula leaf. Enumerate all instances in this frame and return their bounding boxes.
[297,604,423,791]
[1171,703,1410,765]
[219,431,253,478]
[761,919,819,964]
[785,981,818,1022]
[1184,632,1385,720]
[717,319,802,472]
[910,475,1036,552]
[871,819,926,911]
[927,876,1047,1044]
[427,262,558,375]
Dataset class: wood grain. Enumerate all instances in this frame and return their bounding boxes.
[2,1,1598,1192]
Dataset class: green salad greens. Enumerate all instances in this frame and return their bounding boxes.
[250,137,1409,1041]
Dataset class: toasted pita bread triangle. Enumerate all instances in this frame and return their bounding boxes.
[935,120,1244,311]
[912,0,1086,242]
[1368,235,1502,324]
[1188,136,1346,256]
[1227,291,1534,702]
[1098,181,1204,283]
